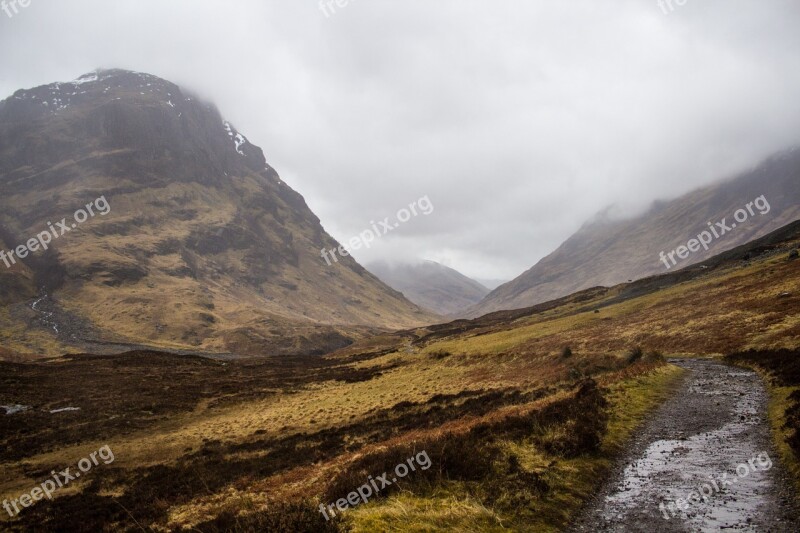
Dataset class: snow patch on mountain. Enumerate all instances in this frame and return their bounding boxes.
[223,121,248,155]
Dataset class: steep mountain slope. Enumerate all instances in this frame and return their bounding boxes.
[367,260,488,316]
[0,69,434,356]
[469,148,800,316]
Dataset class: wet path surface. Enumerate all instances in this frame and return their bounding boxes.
[570,359,799,532]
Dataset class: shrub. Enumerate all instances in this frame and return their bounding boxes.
[644,350,665,363]
[625,346,644,365]
[538,379,608,457]
[506,453,521,474]
[428,349,452,360]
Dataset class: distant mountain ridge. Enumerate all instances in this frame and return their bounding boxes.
[367,260,488,316]
[468,148,800,317]
[0,69,435,356]
[475,278,508,291]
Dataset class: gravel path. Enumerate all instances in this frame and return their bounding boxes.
[569,358,799,532]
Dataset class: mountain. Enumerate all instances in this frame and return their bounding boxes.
[474,278,508,291]
[367,260,489,316]
[0,69,435,356]
[469,148,800,316]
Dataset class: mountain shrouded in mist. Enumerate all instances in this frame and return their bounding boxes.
[367,260,489,316]
[469,149,800,317]
[0,69,434,356]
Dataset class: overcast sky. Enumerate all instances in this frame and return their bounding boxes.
[1,0,799,280]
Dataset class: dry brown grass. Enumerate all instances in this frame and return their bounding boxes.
[1,228,798,531]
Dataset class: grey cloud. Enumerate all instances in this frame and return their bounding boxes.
[1,0,798,280]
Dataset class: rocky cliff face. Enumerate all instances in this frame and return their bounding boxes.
[0,69,434,356]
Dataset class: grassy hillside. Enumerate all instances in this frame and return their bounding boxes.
[1,221,798,531]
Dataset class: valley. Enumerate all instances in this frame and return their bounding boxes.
[2,216,798,531]
[1,17,799,530]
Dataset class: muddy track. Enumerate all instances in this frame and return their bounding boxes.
[570,359,799,532]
